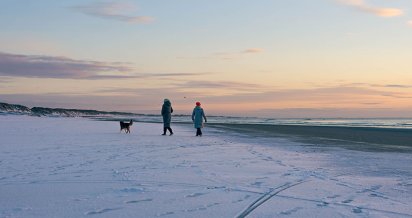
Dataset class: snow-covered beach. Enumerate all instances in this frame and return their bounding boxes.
[1,115,412,217]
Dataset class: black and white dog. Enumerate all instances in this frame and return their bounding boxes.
[120,120,133,133]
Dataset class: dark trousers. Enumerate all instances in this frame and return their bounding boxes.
[196,128,202,136]
[163,127,173,135]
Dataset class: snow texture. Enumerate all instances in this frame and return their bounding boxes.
[1,115,411,217]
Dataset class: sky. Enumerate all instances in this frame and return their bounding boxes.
[1,0,412,118]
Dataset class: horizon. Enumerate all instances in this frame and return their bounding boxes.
[1,0,412,118]
[3,101,412,119]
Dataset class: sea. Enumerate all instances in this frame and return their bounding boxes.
[99,114,412,129]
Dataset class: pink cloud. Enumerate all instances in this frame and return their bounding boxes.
[340,0,403,17]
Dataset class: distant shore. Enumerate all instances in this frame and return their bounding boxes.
[209,123,412,152]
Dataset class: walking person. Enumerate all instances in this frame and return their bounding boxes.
[192,102,207,136]
[161,99,174,135]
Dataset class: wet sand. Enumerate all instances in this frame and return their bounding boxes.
[210,124,412,152]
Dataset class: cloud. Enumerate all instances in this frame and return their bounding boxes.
[97,81,267,97]
[242,48,264,54]
[212,48,264,60]
[3,87,412,118]
[340,0,403,17]
[95,83,412,106]
[96,82,264,100]
[216,48,264,55]
[0,90,194,113]
[96,82,412,104]
[254,107,412,118]
[408,20,412,27]
[2,83,412,117]
[0,52,205,80]
[176,81,265,91]
[361,83,412,89]
[72,2,154,24]
[0,76,13,83]
[0,52,132,79]
[194,85,412,106]
[383,84,412,89]
[178,48,264,60]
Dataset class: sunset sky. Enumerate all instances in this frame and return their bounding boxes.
[1,0,412,117]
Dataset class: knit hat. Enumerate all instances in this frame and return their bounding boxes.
[196,102,201,106]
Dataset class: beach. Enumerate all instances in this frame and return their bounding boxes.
[1,115,412,217]
[211,123,412,152]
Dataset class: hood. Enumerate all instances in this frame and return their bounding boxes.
[163,99,171,106]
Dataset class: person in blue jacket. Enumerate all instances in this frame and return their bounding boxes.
[161,99,174,135]
[192,102,207,136]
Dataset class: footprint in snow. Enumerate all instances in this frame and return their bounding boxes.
[352,207,362,214]
[120,187,144,193]
[342,199,353,204]
[327,194,341,199]
[206,185,225,190]
[232,195,251,203]
[73,197,89,202]
[184,206,208,213]
[262,157,273,161]
[85,207,122,215]
[369,193,388,199]
[280,207,302,215]
[157,211,175,216]
[251,181,263,187]
[185,192,206,198]
[370,185,382,191]
[359,185,382,193]
[125,198,153,204]
[316,201,329,207]
[206,202,220,208]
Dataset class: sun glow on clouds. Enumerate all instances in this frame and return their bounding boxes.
[211,48,264,60]
[3,83,411,117]
[340,0,403,17]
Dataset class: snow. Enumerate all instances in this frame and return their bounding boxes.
[1,115,411,217]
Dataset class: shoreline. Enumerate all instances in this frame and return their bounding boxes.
[29,114,412,152]
[208,123,412,152]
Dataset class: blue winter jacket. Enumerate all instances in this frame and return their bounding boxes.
[192,106,207,128]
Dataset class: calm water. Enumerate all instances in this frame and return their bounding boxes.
[101,115,412,129]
